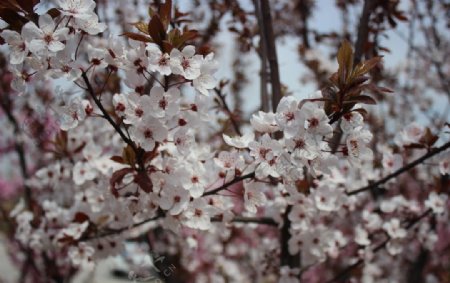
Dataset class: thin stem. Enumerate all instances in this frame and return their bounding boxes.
[202,172,255,197]
[211,216,278,226]
[75,33,85,61]
[81,71,137,152]
[214,88,241,135]
[348,141,450,196]
[0,100,31,207]
[326,209,432,283]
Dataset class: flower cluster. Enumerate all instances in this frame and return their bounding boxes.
[0,0,449,282]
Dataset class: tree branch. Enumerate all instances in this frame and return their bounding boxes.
[0,99,31,207]
[214,88,241,135]
[202,172,255,197]
[257,0,282,112]
[327,209,432,283]
[253,0,270,112]
[81,71,137,152]
[211,215,278,226]
[348,141,450,196]
[354,0,377,64]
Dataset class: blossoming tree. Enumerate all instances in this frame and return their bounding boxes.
[0,0,449,282]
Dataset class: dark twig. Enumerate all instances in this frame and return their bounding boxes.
[253,0,270,112]
[354,0,377,64]
[348,141,450,196]
[214,88,241,135]
[81,71,137,152]
[0,100,31,206]
[212,216,278,226]
[327,209,432,283]
[258,0,283,112]
[202,172,255,197]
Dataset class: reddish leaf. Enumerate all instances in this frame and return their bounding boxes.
[0,0,21,10]
[162,40,174,53]
[404,143,426,150]
[47,7,61,18]
[110,155,125,164]
[353,57,381,77]
[159,0,172,31]
[110,168,134,197]
[122,32,153,43]
[345,95,377,105]
[0,8,28,31]
[57,234,75,244]
[147,15,166,46]
[337,40,354,85]
[366,83,394,94]
[178,29,198,46]
[353,108,368,117]
[122,145,136,166]
[419,128,438,147]
[73,212,90,223]
[16,0,40,15]
[132,21,149,34]
[143,144,159,164]
[134,171,153,193]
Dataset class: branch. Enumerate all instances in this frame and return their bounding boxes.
[327,209,432,283]
[329,0,377,153]
[354,0,377,64]
[214,88,241,135]
[257,0,282,112]
[84,213,277,242]
[81,72,137,152]
[202,172,255,197]
[0,99,31,207]
[348,141,450,196]
[81,214,163,241]
[212,215,278,226]
[253,0,270,112]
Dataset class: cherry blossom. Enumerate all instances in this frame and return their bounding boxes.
[57,97,88,131]
[147,45,172,76]
[159,186,190,215]
[0,30,28,65]
[0,1,448,282]
[170,45,202,80]
[56,0,97,20]
[243,180,267,213]
[425,192,448,214]
[22,14,69,56]
[183,198,216,230]
[130,116,168,151]
[148,86,180,118]
[223,132,255,148]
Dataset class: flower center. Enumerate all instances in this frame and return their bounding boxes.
[44,34,53,44]
[144,129,153,139]
[159,98,167,110]
[181,58,190,70]
[135,108,144,117]
[308,118,319,128]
